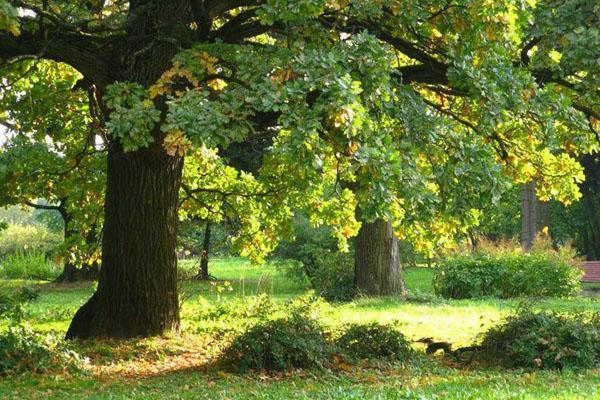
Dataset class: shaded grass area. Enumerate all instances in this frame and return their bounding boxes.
[0,259,598,399]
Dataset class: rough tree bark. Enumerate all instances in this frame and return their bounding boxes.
[354,219,406,297]
[520,181,550,250]
[65,0,192,338]
[196,221,212,280]
[580,155,600,260]
[66,145,183,338]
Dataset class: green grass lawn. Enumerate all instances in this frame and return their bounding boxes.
[0,259,598,399]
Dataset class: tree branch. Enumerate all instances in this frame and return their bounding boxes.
[24,200,62,212]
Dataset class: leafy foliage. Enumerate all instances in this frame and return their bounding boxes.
[336,322,411,361]
[277,216,355,301]
[1,0,599,265]
[0,0,19,35]
[0,224,62,256]
[0,324,86,376]
[219,298,330,372]
[305,249,354,301]
[479,309,599,370]
[0,61,105,266]
[0,287,86,376]
[0,252,60,280]
[433,240,582,299]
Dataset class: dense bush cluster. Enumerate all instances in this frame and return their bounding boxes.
[0,289,86,376]
[0,224,61,256]
[479,310,599,370]
[221,313,329,372]
[219,297,329,372]
[306,249,355,302]
[0,325,86,376]
[337,323,411,361]
[218,296,413,372]
[275,216,355,301]
[433,243,582,299]
[0,224,61,280]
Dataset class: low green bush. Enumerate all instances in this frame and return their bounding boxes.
[0,252,60,280]
[336,323,411,361]
[0,289,86,376]
[0,224,62,256]
[479,309,599,370]
[433,243,582,299]
[0,325,87,376]
[308,249,355,302]
[219,308,330,372]
[275,216,355,301]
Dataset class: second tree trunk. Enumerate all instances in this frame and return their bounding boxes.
[520,181,550,250]
[354,219,406,297]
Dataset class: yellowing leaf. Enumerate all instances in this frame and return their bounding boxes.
[197,51,218,74]
[207,78,227,91]
[163,129,192,157]
[548,49,562,63]
[148,83,168,99]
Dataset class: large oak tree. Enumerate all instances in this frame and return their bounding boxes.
[0,0,597,338]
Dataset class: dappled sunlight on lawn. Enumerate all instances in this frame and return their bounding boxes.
[0,258,598,399]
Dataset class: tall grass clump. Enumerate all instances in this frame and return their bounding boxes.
[0,252,60,280]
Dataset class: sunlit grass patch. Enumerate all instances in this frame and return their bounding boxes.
[0,257,598,399]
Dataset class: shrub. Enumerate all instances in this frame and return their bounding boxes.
[308,249,355,301]
[220,312,329,372]
[275,215,355,301]
[479,309,599,369]
[0,288,86,376]
[17,286,40,302]
[0,224,62,256]
[219,297,330,372]
[433,242,582,299]
[0,252,60,280]
[337,323,411,361]
[0,325,86,375]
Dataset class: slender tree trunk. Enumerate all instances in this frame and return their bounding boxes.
[520,181,550,250]
[354,219,406,297]
[66,145,183,338]
[196,221,211,280]
[580,155,600,260]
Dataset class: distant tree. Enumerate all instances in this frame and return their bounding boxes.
[0,61,105,281]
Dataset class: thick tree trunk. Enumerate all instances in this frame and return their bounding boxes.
[65,0,191,339]
[520,181,550,250]
[66,145,183,338]
[196,221,211,280]
[354,219,406,297]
